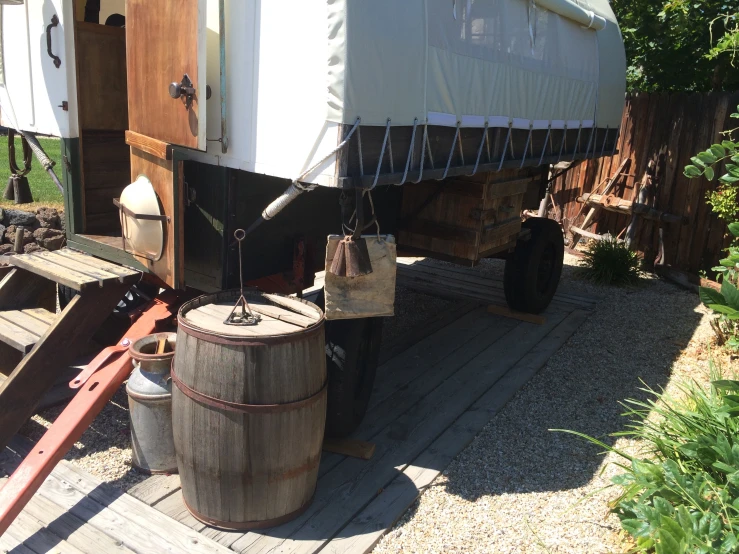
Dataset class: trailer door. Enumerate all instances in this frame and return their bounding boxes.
[126,0,207,150]
[122,0,207,289]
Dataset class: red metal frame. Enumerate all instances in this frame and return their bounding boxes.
[0,292,179,536]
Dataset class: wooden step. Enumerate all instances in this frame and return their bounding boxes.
[0,265,132,452]
[0,309,55,353]
[0,366,79,413]
[7,249,139,291]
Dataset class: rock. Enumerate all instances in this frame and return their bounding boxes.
[0,244,12,255]
[24,243,48,254]
[36,207,61,229]
[4,225,34,247]
[33,227,64,241]
[34,227,66,250]
[3,209,37,227]
[0,224,5,243]
[37,234,65,251]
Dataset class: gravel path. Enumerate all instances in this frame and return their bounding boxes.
[373,254,730,554]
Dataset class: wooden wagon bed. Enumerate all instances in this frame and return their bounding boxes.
[2,267,594,554]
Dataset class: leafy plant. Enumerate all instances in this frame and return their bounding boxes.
[684,107,739,226]
[699,223,739,349]
[580,239,640,286]
[557,364,739,553]
[614,2,739,92]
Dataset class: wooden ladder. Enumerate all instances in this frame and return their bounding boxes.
[0,249,139,452]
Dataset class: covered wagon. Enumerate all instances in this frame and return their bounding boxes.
[0,0,625,437]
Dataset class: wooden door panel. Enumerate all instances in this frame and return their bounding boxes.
[126,0,206,150]
[76,22,128,131]
[130,147,184,289]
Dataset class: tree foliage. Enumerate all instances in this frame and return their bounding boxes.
[613,1,739,92]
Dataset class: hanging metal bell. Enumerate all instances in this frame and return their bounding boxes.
[13,175,33,204]
[343,237,373,277]
[329,236,373,277]
[3,175,17,201]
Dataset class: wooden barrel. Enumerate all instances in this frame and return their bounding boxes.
[172,290,326,530]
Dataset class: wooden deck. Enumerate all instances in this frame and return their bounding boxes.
[2,262,596,554]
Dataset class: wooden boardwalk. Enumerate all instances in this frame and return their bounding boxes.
[2,264,595,554]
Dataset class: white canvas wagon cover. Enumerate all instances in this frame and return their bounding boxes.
[327,0,625,131]
[228,0,627,188]
[0,0,626,188]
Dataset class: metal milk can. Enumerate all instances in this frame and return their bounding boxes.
[127,332,178,474]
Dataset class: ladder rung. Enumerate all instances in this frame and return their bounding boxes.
[0,309,55,354]
[8,249,139,291]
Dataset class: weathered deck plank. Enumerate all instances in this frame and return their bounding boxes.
[322,309,591,554]
[21,493,136,554]
[127,473,181,506]
[396,258,599,307]
[34,462,233,554]
[0,530,36,554]
[4,271,590,554]
[151,490,207,533]
[4,508,87,554]
[230,311,569,553]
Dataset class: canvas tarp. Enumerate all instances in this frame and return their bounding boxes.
[326,0,625,131]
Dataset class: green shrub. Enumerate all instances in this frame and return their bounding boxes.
[580,239,640,286]
[699,223,739,350]
[558,365,739,553]
[684,105,739,228]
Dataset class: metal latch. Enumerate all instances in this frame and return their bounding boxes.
[169,74,196,109]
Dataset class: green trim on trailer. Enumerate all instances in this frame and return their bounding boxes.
[61,138,83,236]
[66,236,148,273]
[171,148,184,289]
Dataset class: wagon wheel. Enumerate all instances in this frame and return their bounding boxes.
[504,217,564,315]
[316,290,384,438]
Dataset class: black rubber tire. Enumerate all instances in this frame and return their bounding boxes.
[316,290,384,438]
[504,217,564,315]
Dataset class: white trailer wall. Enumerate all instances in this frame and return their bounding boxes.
[0,0,78,138]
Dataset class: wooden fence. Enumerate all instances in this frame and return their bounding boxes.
[552,92,739,275]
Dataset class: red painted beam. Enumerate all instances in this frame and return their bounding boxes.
[0,293,179,536]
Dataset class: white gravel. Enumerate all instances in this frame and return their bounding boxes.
[373,254,730,554]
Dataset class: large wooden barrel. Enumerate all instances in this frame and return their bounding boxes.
[172,290,326,530]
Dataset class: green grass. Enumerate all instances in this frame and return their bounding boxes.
[0,135,64,208]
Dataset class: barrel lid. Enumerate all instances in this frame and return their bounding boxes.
[178,290,323,341]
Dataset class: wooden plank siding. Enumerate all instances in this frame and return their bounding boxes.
[552,91,739,276]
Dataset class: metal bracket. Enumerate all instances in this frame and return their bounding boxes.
[69,339,131,389]
[169,73,196,110]
[113,198,169,262]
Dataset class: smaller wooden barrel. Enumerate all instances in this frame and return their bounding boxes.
[172,290,326,530]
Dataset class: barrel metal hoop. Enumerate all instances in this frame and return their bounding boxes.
[177,315,324,346]
[171,370,327,414]
[183,492,315,531]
